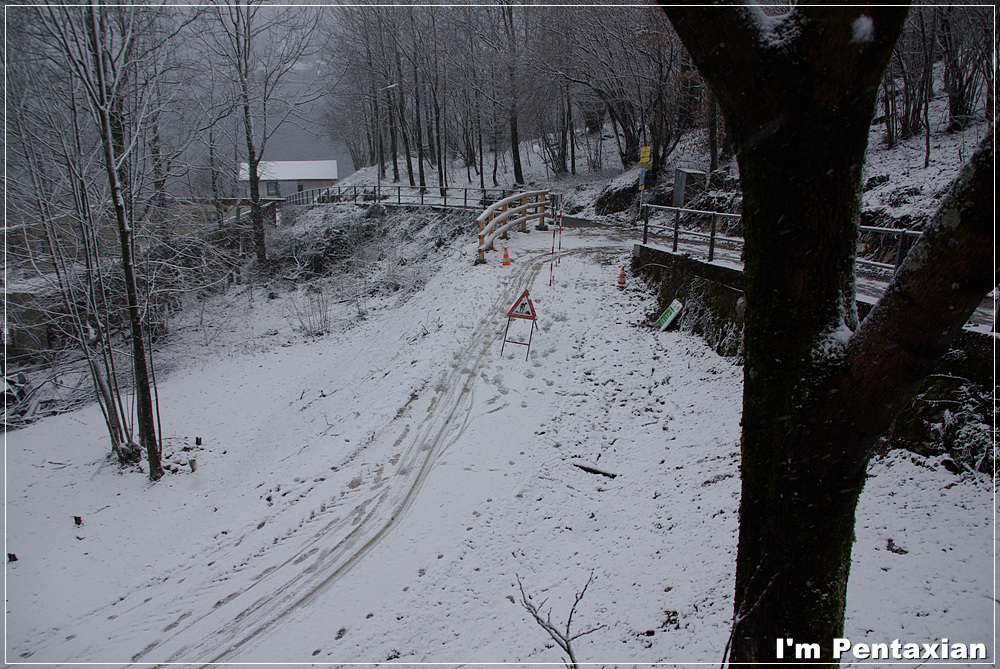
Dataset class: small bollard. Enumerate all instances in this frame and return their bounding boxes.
[195,436,203,446]
[189,459,198,473]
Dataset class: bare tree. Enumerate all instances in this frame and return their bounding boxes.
[882,7,937,147]
[202,2,320,263]
[7,54,139,459]
[937,5,992,132]
[551,8,687,172]
[22,5,198,479]
[499,5,526,184]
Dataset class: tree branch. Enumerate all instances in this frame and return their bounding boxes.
[836,125,995,452]
[656,4,771,114]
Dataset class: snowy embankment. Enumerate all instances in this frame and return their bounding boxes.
[5,211,994,664]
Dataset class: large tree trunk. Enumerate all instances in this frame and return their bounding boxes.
[665,5,994,663]
[732,79,879,666]
[659,6,971,665]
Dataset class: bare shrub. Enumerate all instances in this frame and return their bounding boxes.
[288,286,332,336]
[517,571,605,669]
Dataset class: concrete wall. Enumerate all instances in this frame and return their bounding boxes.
[633,242,993,388]
[633,243,745,357]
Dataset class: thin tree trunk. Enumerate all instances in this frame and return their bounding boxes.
[504,7,524,185]
[709,95,719,185]
[477,105,485,189]
[388,87,399,182]
[412,72,427,191]
[567,84,576,175]
[939,8,973,132]
[394,51,415,187]
[920,11,934,167]
[237,18,266,264]
[882,76,897,149]
[424,92,437,170]
[87,6,163,481]
[209,126,225,227]
[508,88,524,184]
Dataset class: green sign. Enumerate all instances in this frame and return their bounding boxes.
[656,299,683,331]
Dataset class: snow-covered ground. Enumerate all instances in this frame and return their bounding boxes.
[6,54,996,665]
[5,204,994,665]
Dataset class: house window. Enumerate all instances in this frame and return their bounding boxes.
[297,183,304,192]
[267,182,280,197]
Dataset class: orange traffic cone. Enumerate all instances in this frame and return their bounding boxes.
[502,247,511,266]
[617,266,626,288]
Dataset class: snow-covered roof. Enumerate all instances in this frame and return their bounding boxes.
[238,160,338,182]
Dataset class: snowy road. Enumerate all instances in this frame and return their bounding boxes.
[138,243,622,665]
[12,224,686,663]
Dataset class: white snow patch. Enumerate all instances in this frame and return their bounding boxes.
[749,5,800,50]
[852,15,875,43]
[814,320,855,362]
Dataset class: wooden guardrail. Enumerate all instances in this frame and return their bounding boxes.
[475,190,550,263]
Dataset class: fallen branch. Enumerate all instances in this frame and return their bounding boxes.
[570,459,617,479]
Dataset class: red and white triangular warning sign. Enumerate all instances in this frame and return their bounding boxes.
[506,289,537,321]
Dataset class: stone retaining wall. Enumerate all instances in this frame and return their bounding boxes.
[632,243,993,387]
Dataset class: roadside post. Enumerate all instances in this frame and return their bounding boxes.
[638,146,652,233]
[557,193,563,264]
[550,226,556,286]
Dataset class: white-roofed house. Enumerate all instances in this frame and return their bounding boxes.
[238,160,339,198]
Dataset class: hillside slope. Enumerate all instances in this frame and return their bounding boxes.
[5,200,993,664]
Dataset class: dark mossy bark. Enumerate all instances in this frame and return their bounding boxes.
[731,105,878,664]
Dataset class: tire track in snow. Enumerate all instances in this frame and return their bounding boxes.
[128,245,621,665]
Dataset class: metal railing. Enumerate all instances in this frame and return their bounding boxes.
[641,204,742,262]
[282,184,516,210]
[640,204,923,274]
[856,225,923,273]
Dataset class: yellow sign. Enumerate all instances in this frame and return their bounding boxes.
[639,146,652,169]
